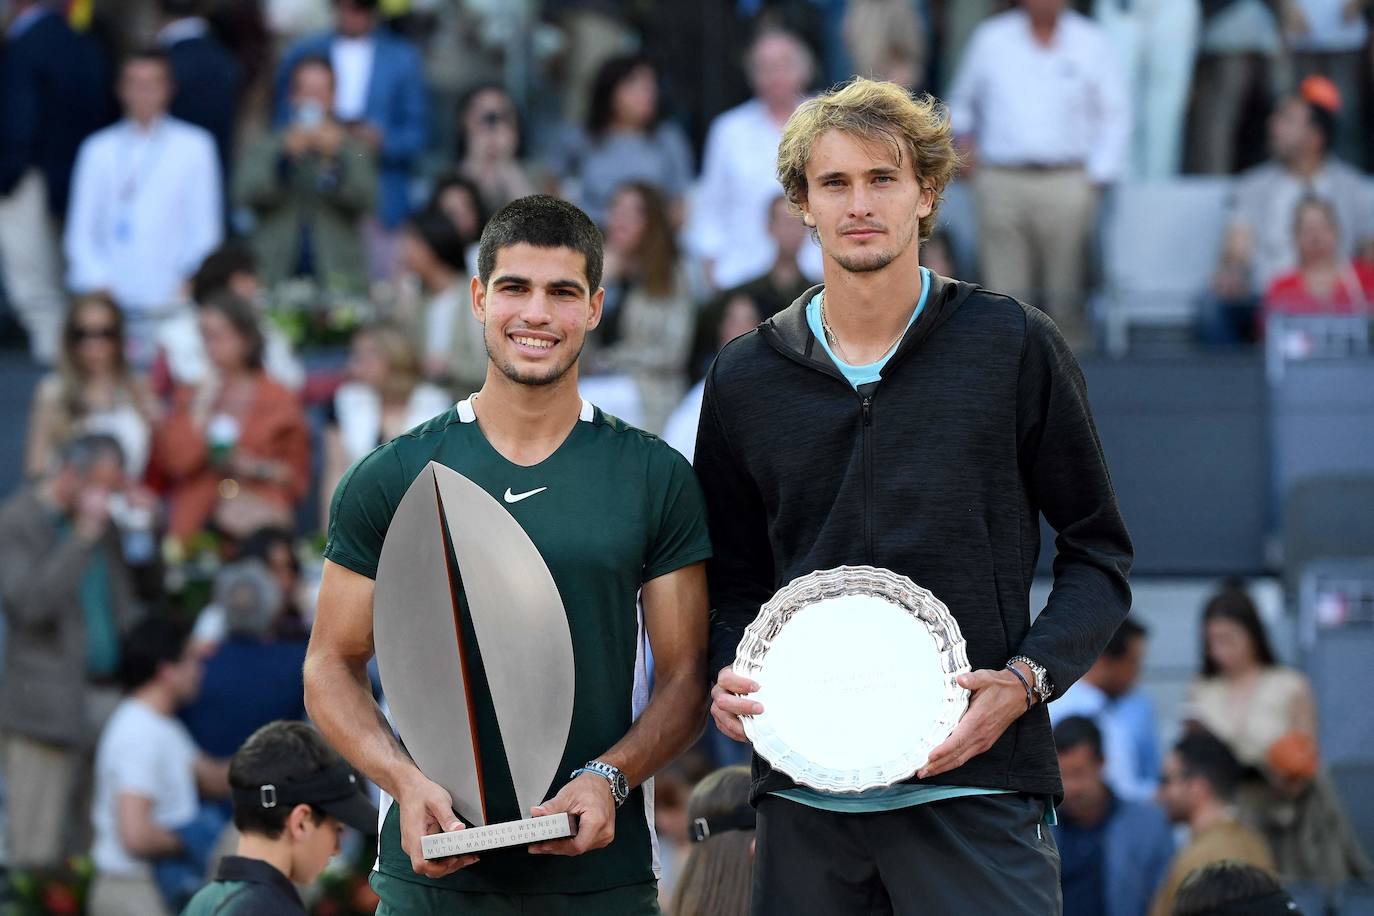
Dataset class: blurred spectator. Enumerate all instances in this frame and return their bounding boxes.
[179,559,308,759]
[427,171,488,259]
[654,766,691,906]
[1149,731,1275,916]
[237,55,377,297]
[1189,0,1283,174]
[1053,617,1162,801]
[1092,0,1200,179]
[192,526,313,644]
[320,321,451,526]
[1217,79,1373,295]
[154,242,306,393]
[395,207,485,390]
[88,616,228,916]
[0,434,142,869]
[149,293,310,542]
[670,765,754,916]
[1171,861,1302,916]
[1187,583,1370,884]
[453,82,538,215]
[1053,716,1174,916]
[64,48,223,364]
[551,54,693,227]
[1285,0,1368,166]
[686,27,823,290]
[274,0,428,278]
[157,0,240,188]
[1263,195,1374,318]
[842,0,926,89]
[725,194,815,322]
[587,182,695,434]
[665,291,763,462]
[25,295,158,481]
[0,0,113,364]
[181,720,378,916]
[947,0,1128,349]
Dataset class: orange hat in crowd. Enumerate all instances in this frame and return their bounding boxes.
[1300,75,1343,115]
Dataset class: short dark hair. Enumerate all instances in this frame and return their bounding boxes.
[229,721,339,837]
[59,433,125,475]
[477,194,603,291]
[1054,715,1104,761]
[122,47,173,77]
[408,207,470,273]
[1103,617,1147,660]
[427,173,489,243]
[200,292,266,371]
[1305,101,1337,154]
[1175,731,1244,802]
[192,242,258,305]
[291,54,334,82]
[1173,861,1289,916]
[119,617,191,692]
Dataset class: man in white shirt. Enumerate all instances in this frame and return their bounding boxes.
[64,49,223,366]
[686,28,823,290]
[948,0,1129,349]
[88,616,228,916]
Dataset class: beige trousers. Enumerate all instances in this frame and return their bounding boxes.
[88,872,170,916]
[0,169,65,364]
[974,166,1097,348]
[1,732,77,868]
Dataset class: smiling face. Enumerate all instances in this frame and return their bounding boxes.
[798,129,932,275]
[472,243,603,388]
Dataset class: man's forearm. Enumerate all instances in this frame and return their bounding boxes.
[303,653,425,799]
[597,665,707,788]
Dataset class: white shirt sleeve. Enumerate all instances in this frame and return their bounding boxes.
[945,26,987,139]
[685,116,733,264]
[179,131,224,281]
[1085,29,1131,184]
[64,136,111,294]
[108,716,168,800]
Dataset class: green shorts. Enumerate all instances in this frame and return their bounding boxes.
[371,872,660,916]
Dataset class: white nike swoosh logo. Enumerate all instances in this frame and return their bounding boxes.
[503,487,548,504]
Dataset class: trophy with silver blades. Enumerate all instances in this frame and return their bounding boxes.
[373,462,577,858]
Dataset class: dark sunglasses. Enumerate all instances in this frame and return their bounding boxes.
[73,326,119,341]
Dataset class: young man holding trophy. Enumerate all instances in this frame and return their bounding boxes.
[305,195,712,914]
[700,78,1134,913]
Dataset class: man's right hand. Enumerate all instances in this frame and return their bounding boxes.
[396,774,479,878]
[710,666,762,743]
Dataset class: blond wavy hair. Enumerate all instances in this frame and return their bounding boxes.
[776,77,958,243]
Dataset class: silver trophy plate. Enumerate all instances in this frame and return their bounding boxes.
[732,566,971,793]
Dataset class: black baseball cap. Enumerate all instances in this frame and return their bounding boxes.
[230,761,379,835]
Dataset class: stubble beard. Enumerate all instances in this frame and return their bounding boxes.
[484,324,584,388]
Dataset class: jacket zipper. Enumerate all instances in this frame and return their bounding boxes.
[861,393,875,564]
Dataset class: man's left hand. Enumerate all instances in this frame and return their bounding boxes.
[918,668,1032,779]
[527,773,616,856]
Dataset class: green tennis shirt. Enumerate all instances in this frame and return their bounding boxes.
[323,396,712,896]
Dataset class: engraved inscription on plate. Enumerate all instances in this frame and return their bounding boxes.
[421,813,575,858]
[733,566,971,793]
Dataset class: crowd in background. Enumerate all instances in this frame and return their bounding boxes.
[2,0,1374,913]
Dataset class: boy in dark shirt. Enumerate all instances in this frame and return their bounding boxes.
[182,720,377,915]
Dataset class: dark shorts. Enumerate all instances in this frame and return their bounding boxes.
[752,792,1062,916]
[371,872,660,916]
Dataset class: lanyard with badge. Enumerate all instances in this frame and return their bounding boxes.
[114,123,167,244]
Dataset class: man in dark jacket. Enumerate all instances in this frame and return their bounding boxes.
[699,77,1133,913]
[0,0,113,362]
[158,0,240,193]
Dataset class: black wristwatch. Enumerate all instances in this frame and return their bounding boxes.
[571,760,629,807]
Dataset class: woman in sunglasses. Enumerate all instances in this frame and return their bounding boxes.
[25,293,158,480]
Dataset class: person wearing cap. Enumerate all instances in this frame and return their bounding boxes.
[1203,74,1374,344]
[1171,860,1303,916]
[182,720,379,915]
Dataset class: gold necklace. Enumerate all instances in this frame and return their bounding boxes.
[820,292,908,364]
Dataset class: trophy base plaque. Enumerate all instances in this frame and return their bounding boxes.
[422,813,578,858]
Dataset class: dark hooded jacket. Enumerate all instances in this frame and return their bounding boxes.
[694,272,1133,801]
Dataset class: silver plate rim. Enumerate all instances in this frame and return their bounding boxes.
[732,565,972,793]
